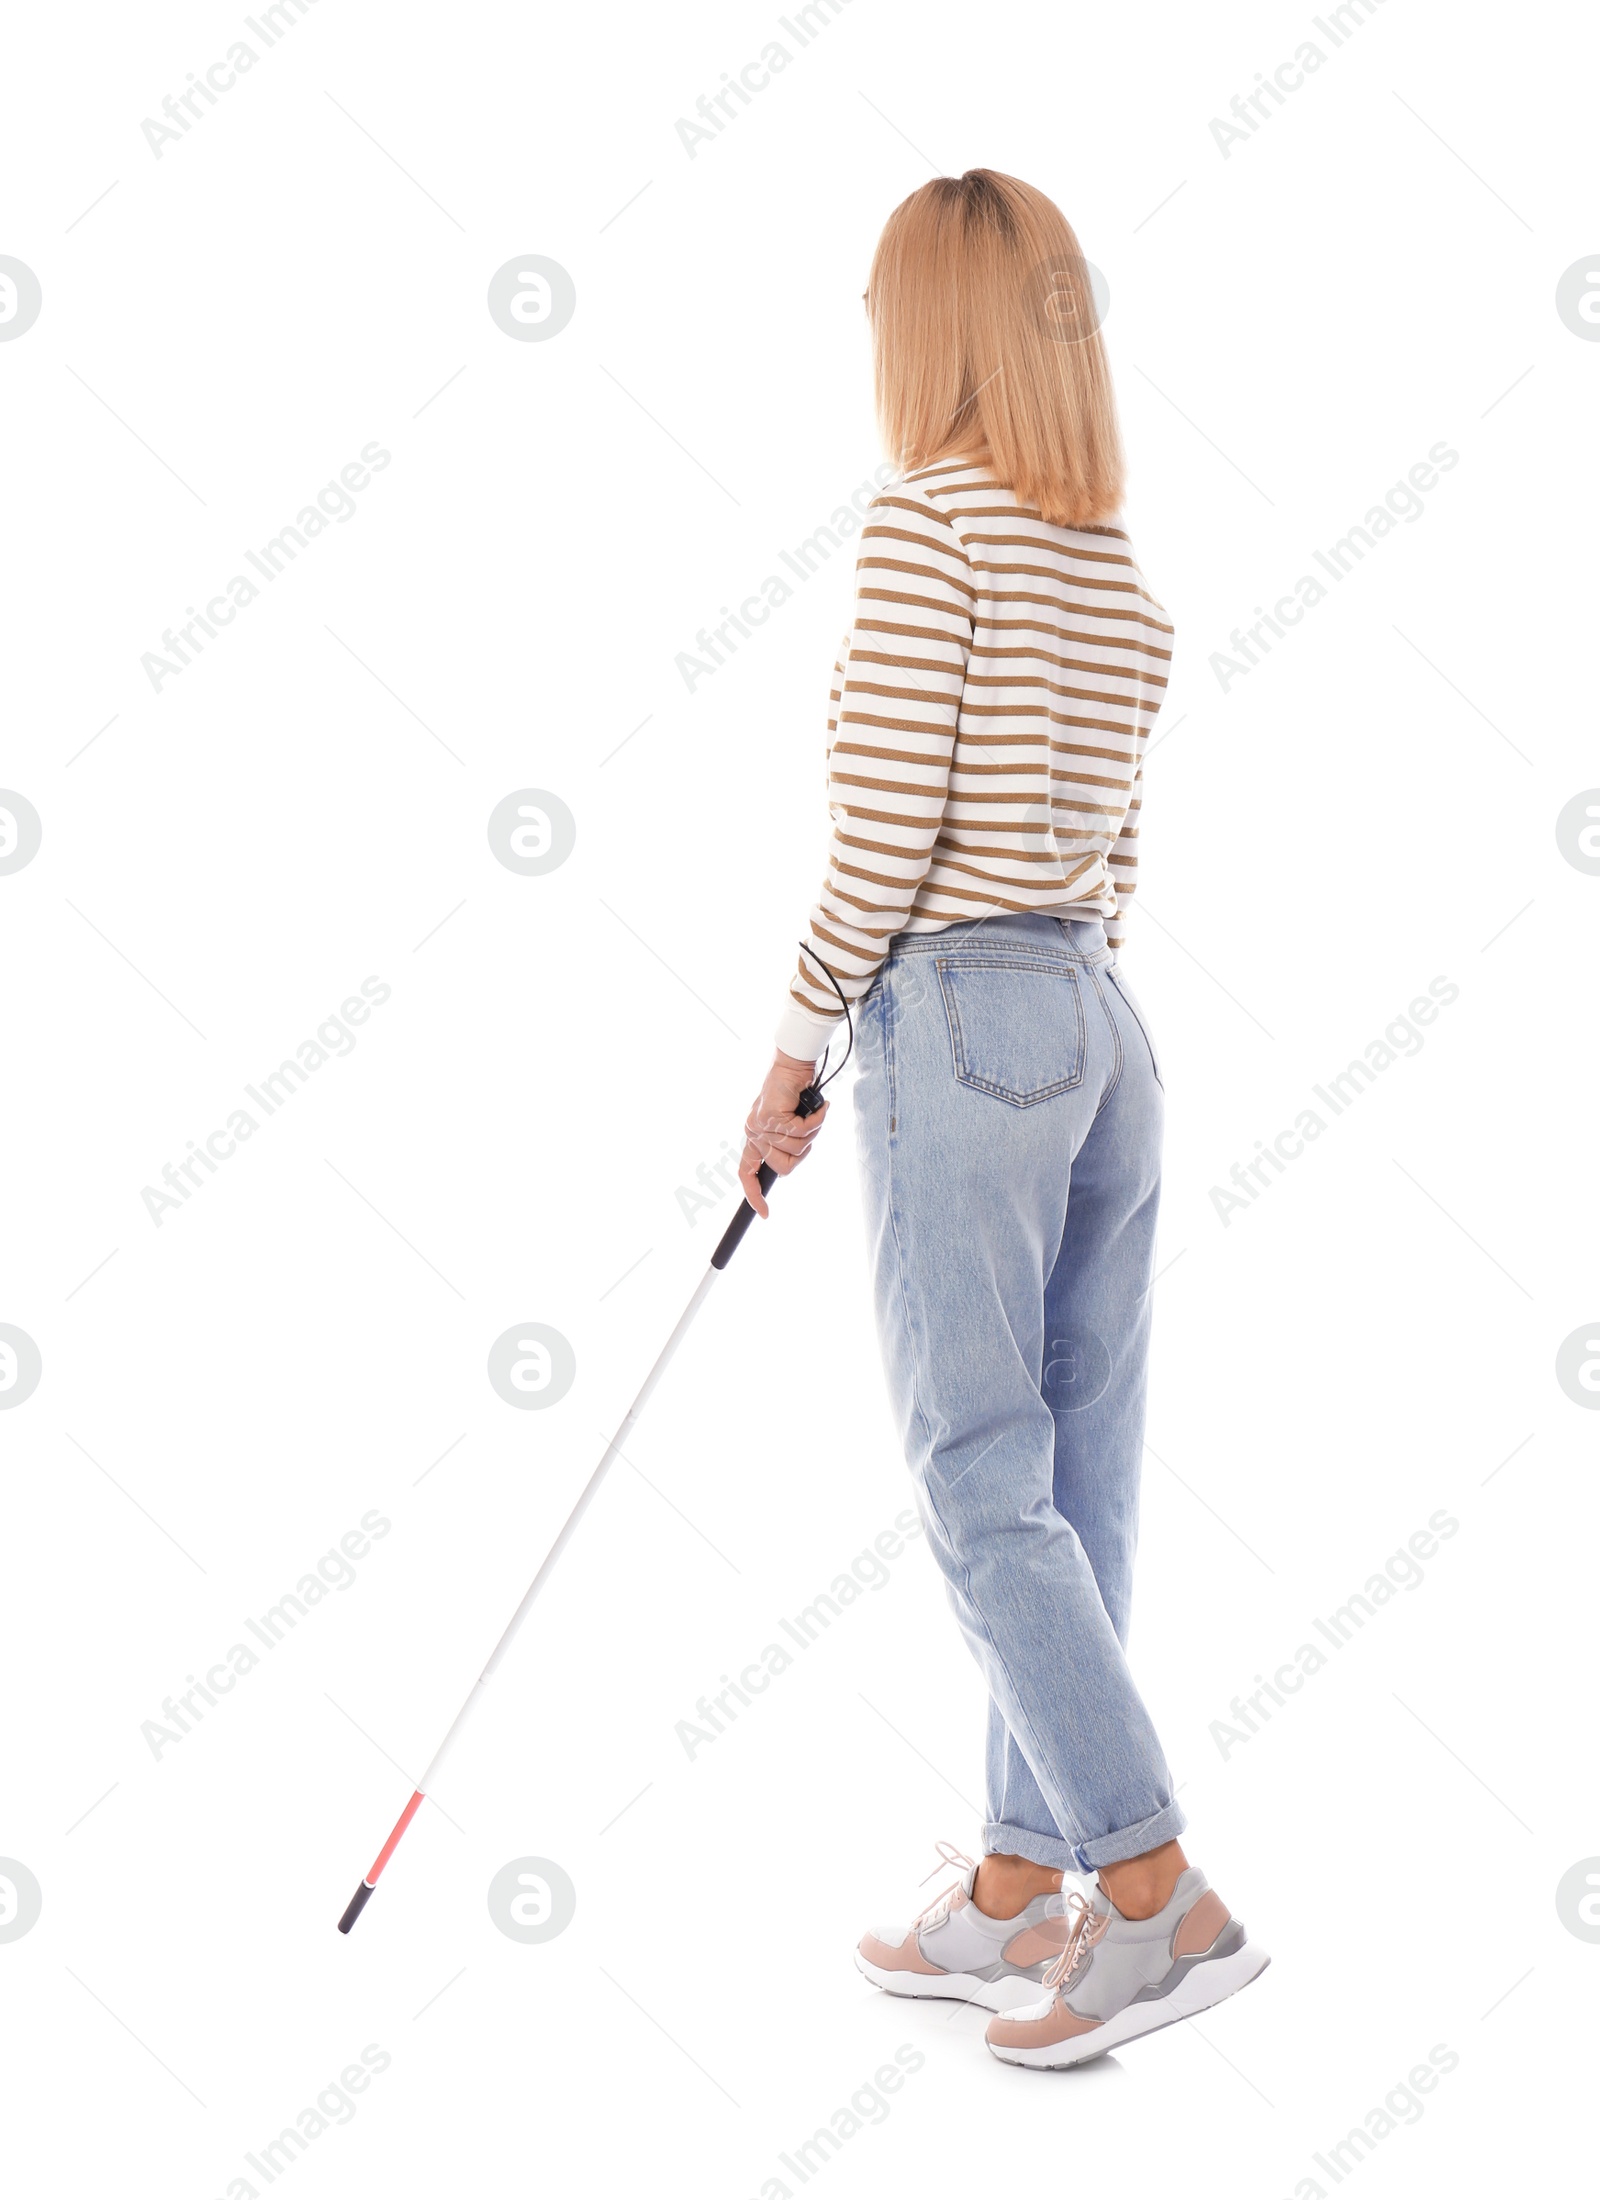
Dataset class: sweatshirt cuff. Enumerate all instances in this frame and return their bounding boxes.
[773,999,845,1065]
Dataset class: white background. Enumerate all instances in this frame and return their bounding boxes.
[1,0,1595,2193]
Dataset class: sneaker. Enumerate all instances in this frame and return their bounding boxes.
[855,1843,1080,2014]
[985,1867,1269,2068]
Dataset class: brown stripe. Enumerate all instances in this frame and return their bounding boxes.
[974,640,1170,676]
[958,704,1152,738]
[974,595,1174,638]
[860,519,965,555]
[975,624,1173,662]
[835,716,957,743]
[969,559,1147,596]
[840,683,970,708]
[964,673,1163,705]
[856,561,979,604]
[833,740,959,766]
[960,529,1138,565]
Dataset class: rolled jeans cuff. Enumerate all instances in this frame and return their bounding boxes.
[981,1823,1077,1872]
[983,1796,1188,1876]
[1071,1797,1188,1873]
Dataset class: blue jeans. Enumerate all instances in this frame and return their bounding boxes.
[852,911,1186,1873]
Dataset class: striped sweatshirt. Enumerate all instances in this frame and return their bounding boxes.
[774,459,1173,1063]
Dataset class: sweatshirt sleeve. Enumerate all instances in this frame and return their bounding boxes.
[773,484,975,1062]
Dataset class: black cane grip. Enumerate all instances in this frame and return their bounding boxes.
[338,1879,376,1933]
[710,1083,825,1269]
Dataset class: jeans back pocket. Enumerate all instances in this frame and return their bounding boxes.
[936,955,1086,1106]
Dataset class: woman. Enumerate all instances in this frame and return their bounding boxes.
[738,170,1268,2071]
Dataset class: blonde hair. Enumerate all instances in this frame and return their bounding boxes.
[866,169,1124,527]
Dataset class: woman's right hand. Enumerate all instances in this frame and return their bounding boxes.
[738,1052,828,1218]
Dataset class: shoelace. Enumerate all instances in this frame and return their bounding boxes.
[1042,1891,1107,1996]
[911,1839,976,1932]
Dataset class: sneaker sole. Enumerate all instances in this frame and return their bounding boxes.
[854,1948,1046,2014]
[987,1939,1272,2068]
